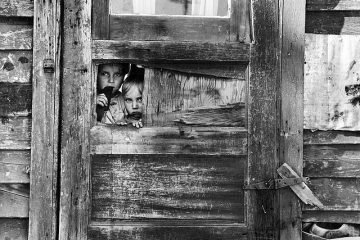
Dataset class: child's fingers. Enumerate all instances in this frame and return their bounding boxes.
[97,95,108,106]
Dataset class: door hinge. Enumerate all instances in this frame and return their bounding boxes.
[243,177,309,190]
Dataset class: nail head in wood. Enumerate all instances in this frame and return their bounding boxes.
[43,58,55,73]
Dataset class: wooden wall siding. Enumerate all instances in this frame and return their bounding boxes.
[0,83,32,117]
[143,69,246,126]
[91,154,245,221]
[92,40,250,62]
[88,225,251,240]
[0,117,31,150]
[0,17,32,50]
[305,34,360,131]
[303,211,360,224]
[0,151,30,183]
[0,218,28,240]
[0,51,32,83]
[0,183,29,217]
[91,126,247,155]
[0,0,33,17]
[307,0,360,11]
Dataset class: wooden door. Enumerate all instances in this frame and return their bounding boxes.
[58,0,305,239]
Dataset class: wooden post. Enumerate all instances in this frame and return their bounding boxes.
[59,0,92,239]
[279,0,305,239]
[29,0,61,239]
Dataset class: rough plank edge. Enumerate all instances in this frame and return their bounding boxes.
[306,0,360,11]
[303,211,360,224]
[92,40,250,62]
[304,130,360,145]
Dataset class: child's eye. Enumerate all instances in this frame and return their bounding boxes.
[137,98,142,103]
[125,99,132,103]
[113,73,122,78]
[100,72,110,77]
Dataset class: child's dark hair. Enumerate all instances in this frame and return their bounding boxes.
[97,63,129,76]
[121,75,144,95]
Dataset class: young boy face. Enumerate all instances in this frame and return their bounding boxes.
[98,64,125,93]
[124,86,143,115]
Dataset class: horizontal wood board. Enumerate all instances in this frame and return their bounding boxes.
[143,68,246,126]
[0,116,31,150]
[0,17,32,50]
[306,0,360,11]
[0,183,29,217]
[110,15,230,42]
[304,130,360,145]
[0,83,32,117]
[303,211,360,224]
[0,0,33,17]
[92,40,250,62]
[91,154,245,221]
[0,150,30,183]
[91,126,247,155]
[0,218,28,240]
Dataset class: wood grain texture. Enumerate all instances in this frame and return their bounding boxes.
[0,218,28,240]
[88,224,253,240]
[306,11,360,35]
[247,0,279,238]
[304,130,360,145]
[110,15,230,42]
[303,211,360,224]
[0,83,32,116]
[0,150,30,183]
[143,68,246,126]
[304,144,360,177]
[92,0,109,40]
[59,0,92,239]
[91,126,247,155]
[29,0,61,239]
[138,62,247,79]
[0,117,31,150]
[0,183,29,217]
[304,178,360,211]
[306,0,360,11]
[0,0,33,17]
[0,18,32,49]
[230,0,251,42]
[91,154,245,221]
[0,50,32,83]
[92,40,250,62]
[279,0,305,239]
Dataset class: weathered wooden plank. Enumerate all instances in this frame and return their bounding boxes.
[91,126,247,155]
[139,62,247,79]
[304,144,360,177]
[91,154,245,220]
[59,0,92,239]
[304,130,360,145]
[92,0,109,39]
[306,0,360,11]
[303,211,360,224]
[0,150,30,183]
[306,11,360,35]
[143,68,246,126]
[304,178,360,211]
[0,218,28,240]
[110,15,230,42]
[92,40,250,62]
[29,1,61,239]
[247,0,280,238]
[0,117,31,150]
[0,0,33,17]
[88,224,253,240]
[0,50,32,83]
[230,0,251,42]
[0,18,32,49]
[0,83,32,116]
[279,0,305,239]
[0,183,29,217]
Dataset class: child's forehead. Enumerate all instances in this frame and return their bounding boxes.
[124,85,142,97]
[99,64,125,72]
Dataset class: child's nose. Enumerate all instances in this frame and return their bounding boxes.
[108,76,115,83]
[132,101,138,109]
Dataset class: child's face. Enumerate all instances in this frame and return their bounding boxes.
[124,86,143,115]
[98,64,125,93]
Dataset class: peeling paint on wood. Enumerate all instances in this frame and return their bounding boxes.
[0,0,33,17]
[0,51,32,83]
[91,154,245,221]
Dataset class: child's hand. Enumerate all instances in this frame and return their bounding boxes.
[131,119,143,128]
[96,93,108,107]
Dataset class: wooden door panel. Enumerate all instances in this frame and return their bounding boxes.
[91,154,245,221]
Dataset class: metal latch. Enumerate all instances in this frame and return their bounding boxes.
[243,177,309,190]
[43,58,55,73]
